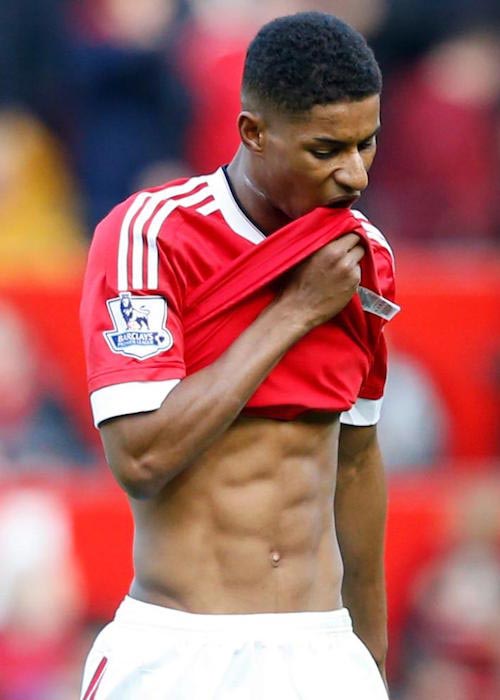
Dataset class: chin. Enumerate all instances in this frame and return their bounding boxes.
[278,197,322,222]
[287,203,316,220]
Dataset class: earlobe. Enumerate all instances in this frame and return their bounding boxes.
[238,111,265,155]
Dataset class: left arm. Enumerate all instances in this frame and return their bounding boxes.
[335,423,388,682]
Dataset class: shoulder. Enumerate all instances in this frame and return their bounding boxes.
[351,209,396,301]
[93,174,212,244]
[351,210,395,265]
[88,174,220,288]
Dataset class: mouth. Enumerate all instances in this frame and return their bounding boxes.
[326,195,359,209]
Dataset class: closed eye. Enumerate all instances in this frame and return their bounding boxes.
[358,137,377,151]
[310,148,341,160]
[309,131,378,159]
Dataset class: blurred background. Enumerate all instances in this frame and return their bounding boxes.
[0,1,498,698]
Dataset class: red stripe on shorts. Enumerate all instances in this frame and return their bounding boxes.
[82,656,108,700]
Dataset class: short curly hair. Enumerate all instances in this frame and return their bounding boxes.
[242,12,382,114]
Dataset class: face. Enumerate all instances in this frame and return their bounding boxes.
[253,95,380,221]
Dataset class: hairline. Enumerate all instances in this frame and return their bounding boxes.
[241,90,381,123]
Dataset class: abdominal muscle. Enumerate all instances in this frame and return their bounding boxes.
[130,413,344,613]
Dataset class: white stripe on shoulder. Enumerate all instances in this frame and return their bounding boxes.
[146,185,213,289]
[197,199,220,216]
[351,210,395,263]
[117,192,151,292]
[132,193,155,289]
[117,176,208,292]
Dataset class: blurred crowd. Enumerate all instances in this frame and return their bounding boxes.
[0,1,499,698]
[1,0,500,244]
[396,482,500,700]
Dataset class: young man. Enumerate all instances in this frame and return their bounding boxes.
[80,12,397,700]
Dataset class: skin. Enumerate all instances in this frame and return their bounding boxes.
[101,94,388,679]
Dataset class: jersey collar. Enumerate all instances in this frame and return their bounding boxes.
[206,167,266,245]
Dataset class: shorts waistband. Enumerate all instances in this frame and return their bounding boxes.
[115,596,353,635]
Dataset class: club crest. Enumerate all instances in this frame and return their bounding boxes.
[104,293,173,360]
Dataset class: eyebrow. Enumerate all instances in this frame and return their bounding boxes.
[310,125,381,146]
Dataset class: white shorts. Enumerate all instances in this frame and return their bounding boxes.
[81,597,388,700]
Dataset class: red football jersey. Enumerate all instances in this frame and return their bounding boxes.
[80,168,398,427]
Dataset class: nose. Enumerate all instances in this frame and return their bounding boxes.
[333,151,369,193]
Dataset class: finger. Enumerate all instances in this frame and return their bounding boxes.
[348,263,362,291]
[336,232,361,250]
[344,244,365,265]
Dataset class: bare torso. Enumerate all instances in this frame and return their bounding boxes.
[130,412,344,613]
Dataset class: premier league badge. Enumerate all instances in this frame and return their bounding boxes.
[104,293,173,360]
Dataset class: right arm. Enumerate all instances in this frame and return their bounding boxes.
[100,234,364,499]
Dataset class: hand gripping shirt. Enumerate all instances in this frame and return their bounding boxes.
[80,168,399,428]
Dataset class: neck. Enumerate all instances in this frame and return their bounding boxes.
[226,148,292,235]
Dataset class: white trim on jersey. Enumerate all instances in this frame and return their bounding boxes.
[206,169,266,245]
[146,186,214,289]
[90,379,181,427]
[351,210,395,264]
[117,176,209,292]
[118,192,151,292]
[340,397,383,426]
[196,199,220,216]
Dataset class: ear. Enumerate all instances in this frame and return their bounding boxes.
[237,111,265,155]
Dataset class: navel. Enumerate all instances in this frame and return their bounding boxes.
[270,550,281,568]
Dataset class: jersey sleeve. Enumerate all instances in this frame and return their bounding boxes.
[341,213,397,427]
[80,197,186,427]
[340,333,387,426]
